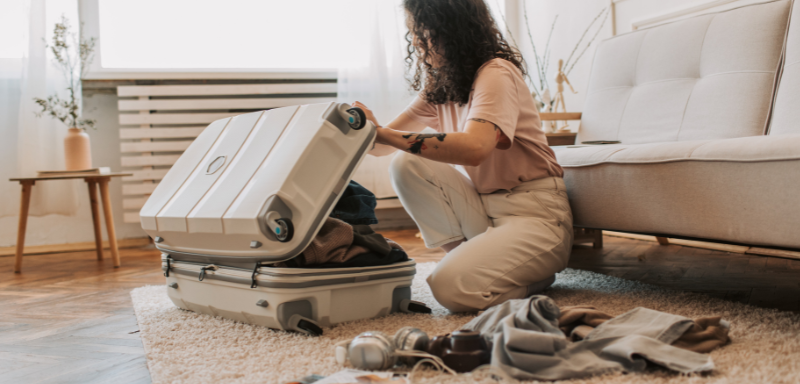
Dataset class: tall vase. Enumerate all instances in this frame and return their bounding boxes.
[64,127,92,170]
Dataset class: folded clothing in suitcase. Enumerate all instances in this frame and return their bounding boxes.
[141,102,429,335]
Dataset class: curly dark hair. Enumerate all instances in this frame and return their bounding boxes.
[403,0,526,106]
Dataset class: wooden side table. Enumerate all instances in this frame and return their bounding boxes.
[9,173,132,273]
[541,112,581,147]
[545,132,578,146]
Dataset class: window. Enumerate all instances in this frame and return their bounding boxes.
[98,0,370,70]
[0,1,25,59]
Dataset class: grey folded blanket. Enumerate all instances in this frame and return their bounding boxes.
[463,296,721,381]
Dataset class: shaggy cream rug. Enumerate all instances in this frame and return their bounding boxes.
[131,263,800,384]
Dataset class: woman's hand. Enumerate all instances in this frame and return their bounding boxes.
[352,101,379,127]
[352,101,390,145]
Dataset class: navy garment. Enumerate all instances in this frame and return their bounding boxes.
[330,180,378,225]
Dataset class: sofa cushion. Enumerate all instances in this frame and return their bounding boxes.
[580,0,790,145]
[556,135,800,167]
[554,134,800,249]
[770,0,800,135]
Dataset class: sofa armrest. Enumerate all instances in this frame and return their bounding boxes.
[540,112,582,121]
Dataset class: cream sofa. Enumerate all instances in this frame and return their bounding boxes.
[555,0,800,250]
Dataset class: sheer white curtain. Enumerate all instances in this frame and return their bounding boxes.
[0,0,80,218]
[338,0,414,199]
[0,59,23,218]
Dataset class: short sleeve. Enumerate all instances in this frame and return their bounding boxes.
[467,61,520,145]
[402,93,440,130]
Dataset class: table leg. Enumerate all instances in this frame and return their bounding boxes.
[87,180,104,260]
[98,178,121,268]
[15,181,34,273]
[656,237,670,246]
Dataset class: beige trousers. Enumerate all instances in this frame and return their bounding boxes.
[390,152,573,312]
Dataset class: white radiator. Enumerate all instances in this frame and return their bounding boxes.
[117,81,399,224]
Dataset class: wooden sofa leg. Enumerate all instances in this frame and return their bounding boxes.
[593,229,603,249]
[656,236,670,246]
[571,227,604,249]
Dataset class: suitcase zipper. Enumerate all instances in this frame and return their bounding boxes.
[167,260,415,288]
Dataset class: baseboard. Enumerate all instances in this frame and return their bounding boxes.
[0,237,152,257]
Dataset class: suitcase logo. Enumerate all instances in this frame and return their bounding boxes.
[206,155,227,175]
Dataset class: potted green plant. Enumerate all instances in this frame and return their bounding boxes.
[34,15,97,171]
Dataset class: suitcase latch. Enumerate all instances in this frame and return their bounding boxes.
[164,257,171,277]
[250,262,263,288]
[198,265,219,281]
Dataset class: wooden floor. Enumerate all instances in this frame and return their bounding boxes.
[0,247,163,384]
[2,230,799,383]
[571,235,800,312]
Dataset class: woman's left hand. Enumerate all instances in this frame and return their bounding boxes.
[352,101,379,127]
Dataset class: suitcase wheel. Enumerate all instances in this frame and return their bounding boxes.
[346,107,367,130]
[287,314,323,336]
[399,299,432,314]
[297,319,323,336]
[274,218,294,242]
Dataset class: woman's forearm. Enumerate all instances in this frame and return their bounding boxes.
[368,142,398,157]
[378,127,486,166]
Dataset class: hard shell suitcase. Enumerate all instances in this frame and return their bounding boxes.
[140,102,429,335]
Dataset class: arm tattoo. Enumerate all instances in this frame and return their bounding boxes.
[469,118,499,130]
[401,132,446,154]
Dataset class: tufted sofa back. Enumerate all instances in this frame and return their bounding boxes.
[578,0,791,145]
[769,0,800,135]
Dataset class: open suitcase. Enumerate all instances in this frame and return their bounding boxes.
[139,102,429,336]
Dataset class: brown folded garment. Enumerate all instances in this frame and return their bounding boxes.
[672,316,730,353]
[558,305,730,353]
[559,306,613,339]
[274,218,404,267]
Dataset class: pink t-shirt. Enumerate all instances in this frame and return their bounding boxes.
[402,58,563,194]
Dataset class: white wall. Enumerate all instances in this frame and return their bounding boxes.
[513,0,773,130]
[514,0,611,131]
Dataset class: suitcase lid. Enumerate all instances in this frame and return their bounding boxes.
[140,102,376,264]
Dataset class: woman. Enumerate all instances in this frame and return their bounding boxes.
[354,0,572,313]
